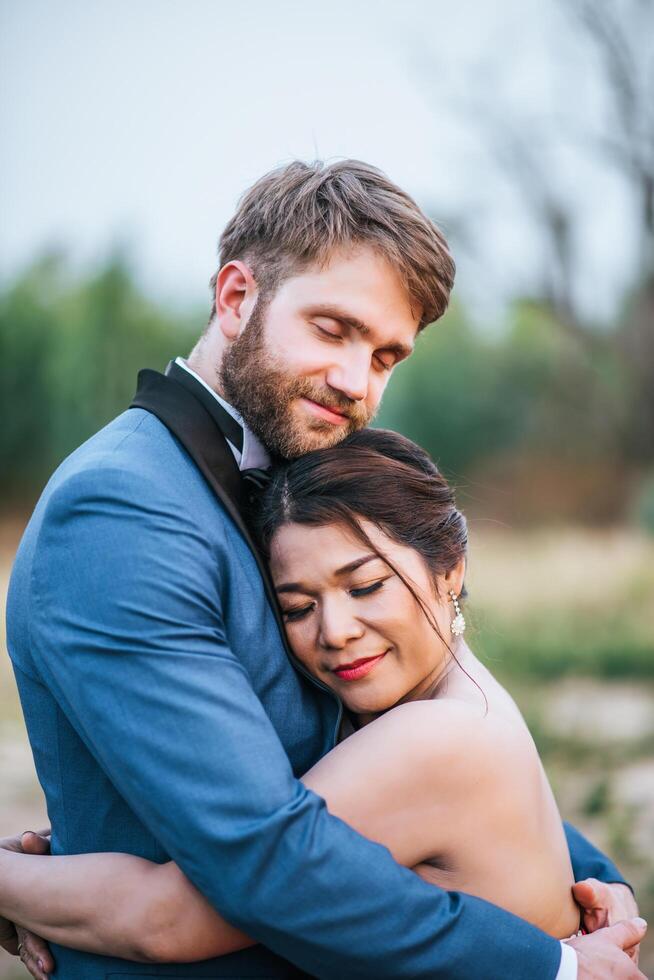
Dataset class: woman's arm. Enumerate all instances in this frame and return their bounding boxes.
[0,701,497,963]
[0,848,253,963]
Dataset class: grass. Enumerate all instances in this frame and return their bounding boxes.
[467,524,654,679]
[474,609,654,679]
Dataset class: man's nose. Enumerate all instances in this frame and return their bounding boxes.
[318,596,365,650]
[326,352,370,402]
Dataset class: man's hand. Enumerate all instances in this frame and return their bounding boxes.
[574,879,641,963]
[566,918,648,979]
[0,830,55,980]
[574,879,639,931]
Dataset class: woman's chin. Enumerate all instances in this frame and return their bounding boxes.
[338,688,399,718]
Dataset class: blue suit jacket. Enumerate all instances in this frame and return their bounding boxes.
[6,368,627,979]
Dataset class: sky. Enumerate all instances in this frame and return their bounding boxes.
[0,0,642,323]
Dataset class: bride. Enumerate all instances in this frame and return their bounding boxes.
[0,428,627,969]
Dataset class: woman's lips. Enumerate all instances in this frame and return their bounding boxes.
[332,652,387,682]
[300,397,350,425]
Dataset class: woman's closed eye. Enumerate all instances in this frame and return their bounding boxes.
[282,580,386,621]
[282,602,315,622]
[350,579,386,598]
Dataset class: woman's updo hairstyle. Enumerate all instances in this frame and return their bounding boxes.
[255,428,468,604]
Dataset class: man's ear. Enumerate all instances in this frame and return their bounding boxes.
[214,260,257,341]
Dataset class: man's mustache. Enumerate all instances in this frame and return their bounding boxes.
[294,381,370,425]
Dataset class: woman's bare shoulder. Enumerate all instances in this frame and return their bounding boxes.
[303,698,537,867]
[363,697,517,745]
[357,698,536,792]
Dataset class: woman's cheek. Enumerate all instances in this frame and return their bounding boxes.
[287,622,317,670]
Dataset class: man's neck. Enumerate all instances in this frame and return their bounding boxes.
[185,354,225,399]
[186,329,230,399]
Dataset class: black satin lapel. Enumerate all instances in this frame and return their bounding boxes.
[132,369,246,516]
[130,370,288,642]
[165,360,245,454]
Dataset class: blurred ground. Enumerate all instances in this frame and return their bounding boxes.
[1,518,652,978]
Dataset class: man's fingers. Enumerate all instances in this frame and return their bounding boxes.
[20,831,51,855]
[605,917,648,951]
[572,878,604,908]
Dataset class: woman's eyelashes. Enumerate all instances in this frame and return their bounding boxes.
[350,579,385,597]
[282,579,387,621]
[283,602,315,622]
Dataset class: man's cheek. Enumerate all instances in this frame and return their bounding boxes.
[370,377,390,413]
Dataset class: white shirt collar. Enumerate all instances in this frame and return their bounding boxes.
[174,357,271,471]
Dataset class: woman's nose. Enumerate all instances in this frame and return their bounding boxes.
[318,597,365,650]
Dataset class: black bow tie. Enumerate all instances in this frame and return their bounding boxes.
[166,361,274,492]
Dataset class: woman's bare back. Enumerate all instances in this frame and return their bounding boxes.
[303,646,581,940]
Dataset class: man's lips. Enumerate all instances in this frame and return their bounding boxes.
[332,652,388,681]
[300,397,350,425]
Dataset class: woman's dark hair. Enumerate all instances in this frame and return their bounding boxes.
[255,428,471,676]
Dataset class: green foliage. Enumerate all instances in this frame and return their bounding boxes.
[1,255,651,517]
[474,609,654,680]
[582,778,612,817]
[633,471,654,534]
[376,300,629,481]
[0,252,197,498]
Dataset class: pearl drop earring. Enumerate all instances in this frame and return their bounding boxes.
[449,589,466,637]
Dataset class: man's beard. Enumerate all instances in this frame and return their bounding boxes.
[219,296,374,459]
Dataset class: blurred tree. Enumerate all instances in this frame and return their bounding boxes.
[414,0,653,496]
[376,295,638,522]
[568,0,654,281]
[0,252,196,501]
[565,0,654,461]
[0,251,63,492]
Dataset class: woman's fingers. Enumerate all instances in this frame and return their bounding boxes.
[16,925,55,980]
[8,832,55,976]
[20,832,51,856]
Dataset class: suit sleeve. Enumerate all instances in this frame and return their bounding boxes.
[29,465,564,980]
[564,822,631,889]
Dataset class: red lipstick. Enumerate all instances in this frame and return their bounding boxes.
[332,652,387,682]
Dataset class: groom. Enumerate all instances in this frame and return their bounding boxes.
[4,160,644,979]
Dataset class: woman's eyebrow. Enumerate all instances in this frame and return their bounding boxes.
[276,582,311,595]
[334,554,382,576]
[275,555,383,594]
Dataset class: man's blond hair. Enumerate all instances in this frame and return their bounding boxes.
[209,159,455,329]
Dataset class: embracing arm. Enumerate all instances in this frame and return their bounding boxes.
[0,702,523,963]
[0,696,643,978]
[0,848,250,963]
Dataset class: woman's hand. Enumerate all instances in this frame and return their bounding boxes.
[0,830,55,979]
[14,923,53,980]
